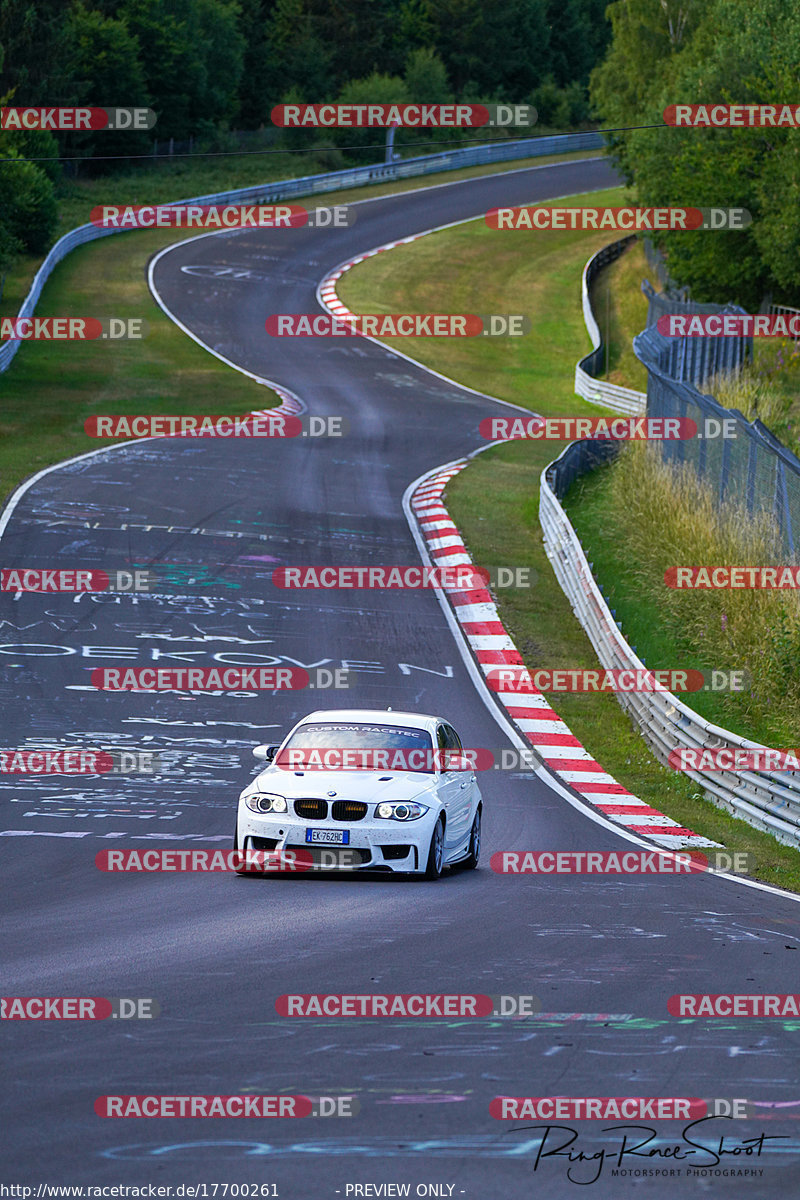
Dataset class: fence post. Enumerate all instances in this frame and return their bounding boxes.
[718,430,730,505]
[746,435,757,515]
[774,461,795,555]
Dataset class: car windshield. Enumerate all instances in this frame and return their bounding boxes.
[278,722,436,773]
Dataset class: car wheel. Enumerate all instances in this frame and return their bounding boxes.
[424,816,445,880]
[463,807,481,870]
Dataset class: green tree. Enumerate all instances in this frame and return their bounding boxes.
[0,216,20,284]
[118,0,244,140]
[198,0,245,126]
[401,48,452,149]
[740,2,800,300]
[0,0,79,104]
[331,71,409,158]
[424,0,485,94]
[545,0,611,88]
[403,47,450,103]
[266,0,331,106]
[392,0,435,67]
[0,73,58,262]
[0,153,58,253]
[425,0,550,99]
[0,70,20,281]
[620,0,800,306]
[6,127,60,181]
[303,0,400,84]
[590,0,705,182]
[236,0,279,126]
[66,3,151,163]
[118,0,205,139]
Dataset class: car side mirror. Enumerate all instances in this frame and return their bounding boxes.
[253,744,279,762]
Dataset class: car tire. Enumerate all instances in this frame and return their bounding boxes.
[463,807,481,870]
[424,816,445,880]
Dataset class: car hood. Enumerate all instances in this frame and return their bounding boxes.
[242,767,436,803]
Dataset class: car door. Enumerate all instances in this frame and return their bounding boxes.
[436,723,474,851]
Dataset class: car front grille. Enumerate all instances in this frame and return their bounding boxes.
[294,798,328,819]
[331,800,368,822]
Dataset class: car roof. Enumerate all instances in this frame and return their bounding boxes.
[297,709,444,733]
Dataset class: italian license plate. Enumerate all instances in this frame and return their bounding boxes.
[306,828,349,845]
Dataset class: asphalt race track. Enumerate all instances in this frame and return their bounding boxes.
[2,157,799,1197]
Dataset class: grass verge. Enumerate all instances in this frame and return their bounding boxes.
[708,344,800,461]
[338,186,636,416]
[588,238,650,392]
[447,442,800,893]
[564,443,800,746]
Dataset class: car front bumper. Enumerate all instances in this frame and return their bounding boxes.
[236,805,438,873]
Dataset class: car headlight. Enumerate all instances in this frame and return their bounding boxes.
[375,801,429,821]
[244,793,288,814]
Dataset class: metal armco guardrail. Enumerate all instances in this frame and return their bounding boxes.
[575,236,646,415]
[0,129,604,374]
[541,439,800,850]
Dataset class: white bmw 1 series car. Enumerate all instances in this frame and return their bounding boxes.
[234,709,482,879]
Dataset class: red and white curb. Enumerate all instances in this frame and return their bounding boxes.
[410,463,718,850]
[319,235,429,321]
[251,385,304,421]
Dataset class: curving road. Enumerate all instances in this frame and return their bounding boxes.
[2,157,799,1198]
